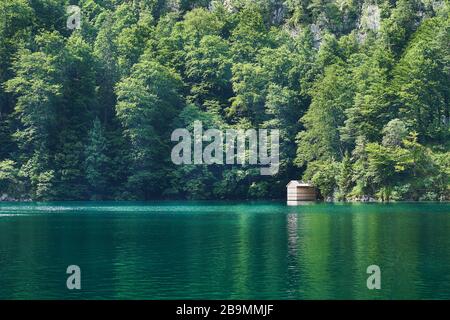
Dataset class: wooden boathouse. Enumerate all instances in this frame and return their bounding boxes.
[287,180,317,205]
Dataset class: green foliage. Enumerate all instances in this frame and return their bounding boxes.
[0,160,24,198]
[85,118,110,200]
[115,58,183,198]
[185,35,233,107]
[296,63,353,166]
[382,119,408,147]
[303,159,339,199]
[336,152,352,200]
[0,0,448,201]
[392,16,450,143]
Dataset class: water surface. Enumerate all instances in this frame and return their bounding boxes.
[0,201,449,299]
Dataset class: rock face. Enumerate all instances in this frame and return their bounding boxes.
[310,23,323,48]
[362,4,381,32]
[358,3,381,42]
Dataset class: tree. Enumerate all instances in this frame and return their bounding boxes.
[381,0,423,57]
[85,118,110,200]
[228,63,267,124]
[382,118,408,147]
[296,63,353,167]
[230,4,269,61]
[302,159,339,199]
[4,32,63,200]
[341,44,395,144]
[185,35,232,108]
[115,58,184,199]
[350,135,372,198]
[365,142,399,201]
[0,0,34,159]
[336,152,352,200]
[392,16,450,143]
[55,33,98,200]
[0,160,23,198]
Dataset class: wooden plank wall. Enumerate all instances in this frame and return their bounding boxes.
[287,187,317,201]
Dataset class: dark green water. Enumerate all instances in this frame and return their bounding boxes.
[0,202,449,300]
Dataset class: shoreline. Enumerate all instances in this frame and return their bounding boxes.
[1,197,449,204]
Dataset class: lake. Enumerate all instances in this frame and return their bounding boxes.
[0,201,449,299]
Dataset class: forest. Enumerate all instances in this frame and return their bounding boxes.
[0,0,449,201]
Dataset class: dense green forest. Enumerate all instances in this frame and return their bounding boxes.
[0,0,449,201]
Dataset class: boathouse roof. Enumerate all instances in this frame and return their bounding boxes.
[286,180,314,188]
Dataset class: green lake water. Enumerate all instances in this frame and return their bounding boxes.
[0,201,449,300]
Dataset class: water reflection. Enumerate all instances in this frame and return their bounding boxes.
[0,202,449,299]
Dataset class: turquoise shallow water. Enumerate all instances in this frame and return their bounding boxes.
[0,201,449,299]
